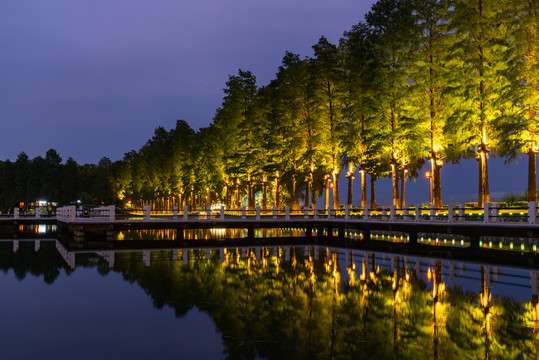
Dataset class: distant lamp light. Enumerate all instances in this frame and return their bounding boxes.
[425,171,431,178]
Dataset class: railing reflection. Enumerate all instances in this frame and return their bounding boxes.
[1,239,538,358]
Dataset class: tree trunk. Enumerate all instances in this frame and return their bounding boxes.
[262,184,267,210]
[347,174,354,208]
[391,164,399,207]
[478,151,490,205]
[400,169,406,208]
[529,149,538,202]
[275,178,280,208]
[291,177,300,210]
[311,181,316,209]
[248,183,253,209]
[361,171,367,208]
[305,181,310,209]
[324,176,330,210]
[478,157,483,206]
[433,159,442,208]
[370,175,376,209]
[332,172,340,209]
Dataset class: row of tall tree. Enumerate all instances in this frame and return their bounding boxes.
[2,0,538,210]
[124,0,538,210]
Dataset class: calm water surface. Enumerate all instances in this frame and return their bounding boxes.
[1,240,538,359]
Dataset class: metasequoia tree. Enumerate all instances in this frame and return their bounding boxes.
[341,22,378,208]
[408,0,451,208]
[445,0,511,205]
[212,69,258,208]
[273,53,324,209]
[497,0,539,202]
[312,36,347,209]
[366,0,417,207]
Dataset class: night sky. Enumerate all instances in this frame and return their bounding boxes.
[0,0,529,205]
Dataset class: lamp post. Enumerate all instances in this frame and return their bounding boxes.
[425,171,433,205]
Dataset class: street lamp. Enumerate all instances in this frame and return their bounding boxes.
[425,171,433,205]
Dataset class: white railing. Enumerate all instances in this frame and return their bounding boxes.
[57,206,76,221]
[10,202,539,225]
[91,205,115,221]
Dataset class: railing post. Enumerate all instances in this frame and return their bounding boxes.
[327,206,333,219]
[491,203,498,223]
[241,206,246,220]
[363,205,369,220]
[183,205,188,220]
[108,205,115,221]
[483,202,490,224]
[256,206,261,220]
[313,207,318,219]
[14,207,19,219]
[206,206,211,220]
[459,204,465,222]
[429,205,436,221]
[35,206,40,218]
[448,204,454,223]
[344,205,350,220]
[220,206,225,221]
[415,205,420,222]
[529,201,537,224]
[382,208,387,220]
[285,206,290,220]
[304,207,309,219]
[172,206,178,220]
[402,208,408,221]
[272,206,277,219]
[143,205,151,221]
[389,205,395,222]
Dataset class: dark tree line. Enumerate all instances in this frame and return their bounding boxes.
[0,149,120,210]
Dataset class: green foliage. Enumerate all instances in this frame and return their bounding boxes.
[499,191,528,206]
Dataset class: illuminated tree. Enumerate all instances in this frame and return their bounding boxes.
[497,0,539,202]
[408,0,451,208]
[171,120,196,207]
[365,0,417,207]
[312,36,347,209]
[271,52,325,209]
[444,0,511,205]
[341,22,378,208]
[212,69,258,208]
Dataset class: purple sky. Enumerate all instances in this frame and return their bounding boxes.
[0,0,529,205]
[1,0,376,164]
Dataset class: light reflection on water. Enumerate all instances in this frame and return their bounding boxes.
[113,228,539,257]
[1,240,538,359]
[115,228,308,240]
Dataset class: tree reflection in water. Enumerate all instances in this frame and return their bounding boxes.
[2,241,538,359]
[104,247,537,359]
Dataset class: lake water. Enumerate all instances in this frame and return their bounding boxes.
[1,239,538,359]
